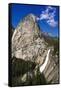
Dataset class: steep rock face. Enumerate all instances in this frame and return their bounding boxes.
[11,14,59,85]
[12,14,47,65]
[43,50,59,84]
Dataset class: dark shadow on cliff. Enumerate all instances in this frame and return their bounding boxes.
[11,57,47,86]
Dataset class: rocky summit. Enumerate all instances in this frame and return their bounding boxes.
[11,14,59,86]
[12,14,47,65]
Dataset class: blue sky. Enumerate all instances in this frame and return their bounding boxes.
[10,3,59,37]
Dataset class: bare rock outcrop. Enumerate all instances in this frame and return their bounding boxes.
[11,14,59,85]
[12,14,47,65]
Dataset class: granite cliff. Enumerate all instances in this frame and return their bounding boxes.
[11,14,59,86]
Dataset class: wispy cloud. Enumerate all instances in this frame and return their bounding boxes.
[36,6,58,27]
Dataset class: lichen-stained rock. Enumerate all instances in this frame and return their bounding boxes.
[12,14,47,65]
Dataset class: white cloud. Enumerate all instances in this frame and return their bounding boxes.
[47,18,58,27]
[40,13,49,20]
[36,6,58,27]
